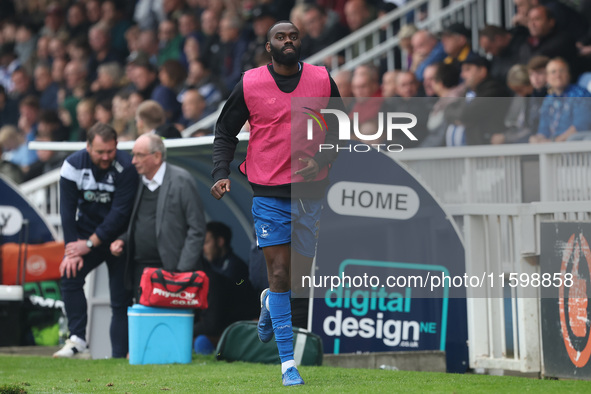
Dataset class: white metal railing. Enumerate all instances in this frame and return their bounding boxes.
[305,0,497,73]
[393,142,591,205]
[391,142,591,373]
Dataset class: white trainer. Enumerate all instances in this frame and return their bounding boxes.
[52,335,90,359]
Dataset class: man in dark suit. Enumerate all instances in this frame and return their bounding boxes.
[110,133,205,299]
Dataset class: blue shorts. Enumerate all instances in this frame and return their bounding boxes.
[252,197,322,258]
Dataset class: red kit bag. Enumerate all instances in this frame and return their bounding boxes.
[139,268,209,309]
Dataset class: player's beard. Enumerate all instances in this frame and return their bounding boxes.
[269,42,301,66]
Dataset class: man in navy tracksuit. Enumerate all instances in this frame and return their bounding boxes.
[54,123,138,358]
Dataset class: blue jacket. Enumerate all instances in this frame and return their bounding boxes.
[415,42,446,82]
[537,84,591,140]
[59,149,138,244]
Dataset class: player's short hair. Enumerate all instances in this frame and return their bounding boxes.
[266,20,298,42]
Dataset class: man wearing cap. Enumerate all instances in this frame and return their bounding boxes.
[441,23,475,70]
[454,54,512,145]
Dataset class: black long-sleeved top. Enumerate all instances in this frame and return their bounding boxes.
[212,62,345,198]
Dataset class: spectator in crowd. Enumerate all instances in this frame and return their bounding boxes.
[243,6,277,71]
[527,55,549,97]
[513,0,588,40]
[0,43,21,92]
[0,85,18,127]
[0,124,27,181]
[135,100,166,136]
[411,30,446,82]
[37,109,68,142]
[66,2,90,40]
[333,69,354,111]
[130,55,159,100]
[344,0,374,57]
[88,22,123,83]
[48,36,68,63]
[15,95,40,169]
[95,99,114,127]
[74,98,96,142]
[199,9,221,61]
[34,63,60,111]
[178,11,199,39]
[441,23,474,71]
[300,4,346,59]
[502,64,541,143]
[51,57,67,87]
[152,59,186,123]
[350,63,383,125]
[421,63,465,147]
[422,63,438,97]
[193,222,258,355]
[40,3,67,39]
[124,24,141,60]
[158,19,183,65]
[181,33,201,69]
[99,0,132,59]
[134,0,166,31]
[0,125,24,184]
[289,3,308,36]
[386,71,429,147]
[14,22,37,69]
[111,90,136,141]
[530,57,591,143]
[163,0,188,21]
[24,122,68,181]
[86,0,103,25]
[60,60,89,136]
[54,122,137,359]
[344,0,372,33]
[135,99,182,139]
[479,25,528,83]
[2,19,17,44]
[67,36,91,65]
[183,59,224,115]
[137,29,160,66]
[398,24,418,71]
[381,70,398,99]
[210,14,249,93]
[453,54,511,145]
[519,6,577,71]
[180,88,207,128]
[34,36,51,67]
[110,133,205,302]
[91,62,123,103]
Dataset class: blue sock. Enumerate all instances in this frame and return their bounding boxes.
[268,290,293,363]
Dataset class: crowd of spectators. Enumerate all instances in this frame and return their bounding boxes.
[1,0,591,185]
